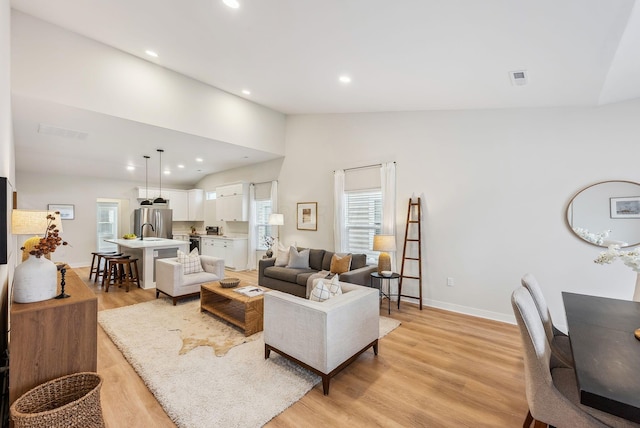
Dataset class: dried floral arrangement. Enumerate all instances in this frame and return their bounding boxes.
[20,212,68,258]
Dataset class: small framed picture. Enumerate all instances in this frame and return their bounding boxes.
[48,204,75,220]
[297,202,317,231]
[610,197,640,219]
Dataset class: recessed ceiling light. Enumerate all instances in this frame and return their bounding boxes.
[145,50,158,58]
[223,0,240,9]
[127,165,135,171]
[177,164,185,168]
[339,75,352,84]
[242,89,251,95]
[163,170,171,175]
[195,158,203,162]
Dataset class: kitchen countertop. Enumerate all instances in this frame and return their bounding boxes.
[199,235,248,240]
[105,238,191,248]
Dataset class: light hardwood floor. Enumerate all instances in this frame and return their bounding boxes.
[77,266,529,427]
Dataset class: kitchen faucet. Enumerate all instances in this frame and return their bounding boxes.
[140,222,155,240]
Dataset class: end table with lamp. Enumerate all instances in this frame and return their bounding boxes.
[370,272,400,314]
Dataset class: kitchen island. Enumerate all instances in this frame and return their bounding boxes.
[104,238,189,289]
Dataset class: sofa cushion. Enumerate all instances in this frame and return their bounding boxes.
[350,254,367,270]
[265,266,314,283]
[296,271,318,286]
[309,249,325,271]
[287,247,310,269]
[330,254,352,274]
[182,271,219,287]
[322,251,334,271]
[177,248,204,275]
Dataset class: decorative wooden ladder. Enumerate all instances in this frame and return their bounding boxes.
[399,197,423,310]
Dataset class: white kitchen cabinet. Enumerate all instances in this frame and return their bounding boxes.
[200,236,247,271]
[188,189,204,221]
[167,190,189,221]
[215,183,248,221]
[137,187,161,200]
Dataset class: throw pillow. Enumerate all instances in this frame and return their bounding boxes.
[329,274,343,297]
[274,242,290,267]
[286,247,310,269]
[309,280,331,302]
[177,248,203,275]
[309,277,342,302]
[330,253,352,274]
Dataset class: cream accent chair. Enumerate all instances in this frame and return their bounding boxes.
[511,286,640,428]
[155,255,224,305]
[521,273,574,368]
[264,281,379,395]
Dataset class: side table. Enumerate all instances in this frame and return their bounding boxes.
[370,272,400,314]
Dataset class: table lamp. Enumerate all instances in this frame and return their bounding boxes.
[373,234,396,274]
[265,214,284,257]
[268,213,284,226]
[11,210,61,262]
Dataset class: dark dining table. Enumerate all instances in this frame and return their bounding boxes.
[562,292,640,423]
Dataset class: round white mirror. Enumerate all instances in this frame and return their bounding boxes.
[567,180,640,247]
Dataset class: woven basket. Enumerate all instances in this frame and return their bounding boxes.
[10,372,105,428]
[220,278,240,288]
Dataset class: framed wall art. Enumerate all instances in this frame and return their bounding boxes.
[48,204,75,220]
[610,196,640,219]
[297,202,317,231]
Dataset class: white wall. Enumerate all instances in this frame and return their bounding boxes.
[280,100,640,326]
[15,173,142,268]
[1,0,15,355]
[11,11,285,156]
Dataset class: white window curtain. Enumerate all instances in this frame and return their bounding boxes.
[380,162,397,270]
[270,181,278,214]
[247,184,257,270]
[333,170,346,253]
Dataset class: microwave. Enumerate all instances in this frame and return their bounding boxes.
[206,226,220,235]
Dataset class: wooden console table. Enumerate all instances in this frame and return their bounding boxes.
[9,268,97,405]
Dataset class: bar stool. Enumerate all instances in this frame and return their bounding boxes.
[100,254,129,288]
[89,251,118,281]
[105,258,140,293]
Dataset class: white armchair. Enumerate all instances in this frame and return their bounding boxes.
[155,255,224,305]
[263,281,379,395]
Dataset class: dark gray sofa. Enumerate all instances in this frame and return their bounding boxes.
[258,248,377,297]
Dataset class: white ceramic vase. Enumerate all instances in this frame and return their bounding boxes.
[13,255,57,303]
[634,273,640,302]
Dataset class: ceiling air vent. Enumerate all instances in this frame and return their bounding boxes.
[38,123,89,140]
[509,70,528,86]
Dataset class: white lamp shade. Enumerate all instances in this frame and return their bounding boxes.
[11,210,62,235]
[373,234,396,252]
[268,213,284,226]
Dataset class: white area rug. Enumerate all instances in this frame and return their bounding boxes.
[98,298,400,428]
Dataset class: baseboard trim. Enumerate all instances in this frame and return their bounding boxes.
[420,298,516,325]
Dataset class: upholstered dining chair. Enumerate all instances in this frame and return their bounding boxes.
[521,273,574,368]
[512,286,640,428]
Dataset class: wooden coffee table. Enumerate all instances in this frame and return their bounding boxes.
[200,281,270,336]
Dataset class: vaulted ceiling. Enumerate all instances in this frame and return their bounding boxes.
[10,0,640,186]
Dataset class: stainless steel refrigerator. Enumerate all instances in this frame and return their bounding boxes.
[133,208,173,238]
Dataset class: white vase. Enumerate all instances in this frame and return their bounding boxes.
[13,255,58,303]
[634,273,640,302]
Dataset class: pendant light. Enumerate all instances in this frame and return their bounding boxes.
[153,149,167,204]
[140,155,153,206]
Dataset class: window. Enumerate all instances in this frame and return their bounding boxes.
[206,191,216,200]
[96,201,118,252]
[256,199,273,250]
[344,189,382,263]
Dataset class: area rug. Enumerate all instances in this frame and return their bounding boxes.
[98,298,400,428]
